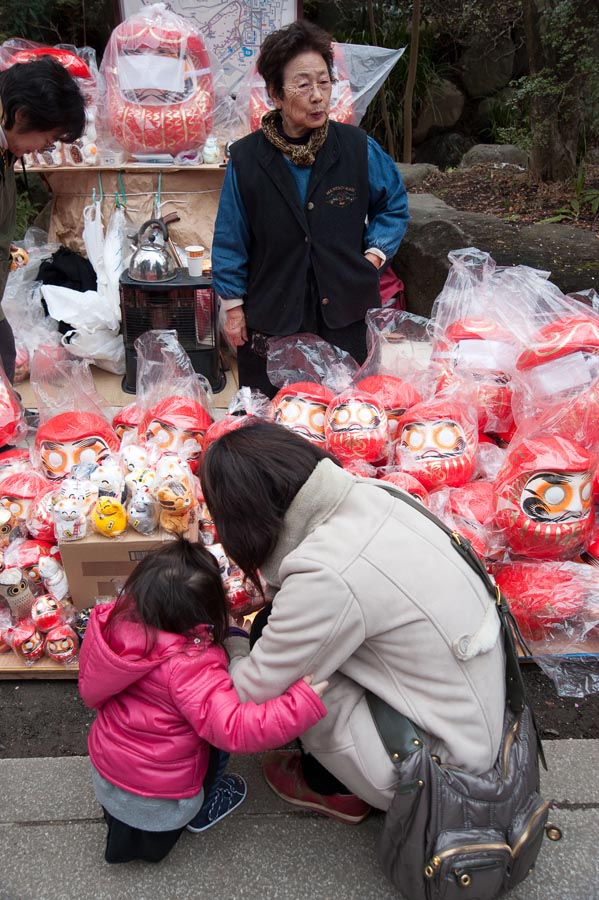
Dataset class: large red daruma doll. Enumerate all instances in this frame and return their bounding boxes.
[104,12,214,155]
[494,436,595,560]
[248,42,355,132]
[395,398,478,491]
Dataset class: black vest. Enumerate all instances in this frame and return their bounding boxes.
[230,121,381,335]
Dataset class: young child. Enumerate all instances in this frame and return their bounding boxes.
[78,539,327,864]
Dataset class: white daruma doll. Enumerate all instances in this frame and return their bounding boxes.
[325,389,389,464]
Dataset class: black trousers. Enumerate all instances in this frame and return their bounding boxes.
[250,605,350,796]
[102,747,228,864]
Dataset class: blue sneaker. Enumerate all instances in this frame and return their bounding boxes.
[186,774,247,833]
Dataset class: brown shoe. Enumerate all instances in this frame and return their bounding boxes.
[262,750,371,825]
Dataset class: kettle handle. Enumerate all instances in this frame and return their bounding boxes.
[138,219,169,242]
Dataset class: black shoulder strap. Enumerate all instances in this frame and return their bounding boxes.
[366,479,546,769]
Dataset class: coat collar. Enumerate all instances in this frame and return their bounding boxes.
[261,458,354,587]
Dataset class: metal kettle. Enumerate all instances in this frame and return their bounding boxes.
[127,219,178,283]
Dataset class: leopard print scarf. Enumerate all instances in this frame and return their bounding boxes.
[261,109,329,167]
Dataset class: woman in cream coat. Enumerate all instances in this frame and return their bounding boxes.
[200,422,505,823]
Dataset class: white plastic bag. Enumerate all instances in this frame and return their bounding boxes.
[61,327,126,375]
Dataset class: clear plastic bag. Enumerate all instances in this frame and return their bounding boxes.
[98,2,214,156]
[234,41,404,134]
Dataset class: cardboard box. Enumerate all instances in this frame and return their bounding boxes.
[59,528,194,610]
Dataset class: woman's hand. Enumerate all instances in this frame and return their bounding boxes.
[224,308,248,347]
[303,674,329,698]
[364,251,383,270]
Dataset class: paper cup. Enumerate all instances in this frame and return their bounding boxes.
[185,245,205,277]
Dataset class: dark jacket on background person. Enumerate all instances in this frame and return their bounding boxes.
[229,122,382,335]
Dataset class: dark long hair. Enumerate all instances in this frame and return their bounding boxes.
[107,539,228,651]
[200,421,341,592]
[0,57,85,143]
[257,20,335,101]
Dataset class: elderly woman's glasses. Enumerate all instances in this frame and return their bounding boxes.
[285,78,333,97]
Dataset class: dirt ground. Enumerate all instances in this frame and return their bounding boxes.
[410,162,599,233]
[0,664,598,759]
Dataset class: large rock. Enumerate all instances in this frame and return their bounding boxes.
[393,193,599,318]
[412,78,466,144]
[460,144,529,169]
[412,132,473,170]
[396,162,439,189]
[459,34,516,98]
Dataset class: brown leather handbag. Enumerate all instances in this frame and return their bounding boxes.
[367,484,560,900]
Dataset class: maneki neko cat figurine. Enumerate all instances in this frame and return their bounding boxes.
[51,495,87,542]
[91,497,128,538]
[155,473,195,536]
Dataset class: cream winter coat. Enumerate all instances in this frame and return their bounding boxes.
[228,459,505,810]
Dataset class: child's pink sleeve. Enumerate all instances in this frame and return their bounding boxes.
[170,651,326,753]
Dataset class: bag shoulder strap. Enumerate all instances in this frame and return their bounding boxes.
[365,479,546,769]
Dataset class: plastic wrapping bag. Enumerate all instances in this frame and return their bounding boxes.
[493,558,599,696]
[429,250,525,437]
[203,388,273,452]
[266,333,360,393]
[358,309,433,405]
[134,331,213,473]
[428,482,506,563]
[98,2,214,156]
[234,41,404,134]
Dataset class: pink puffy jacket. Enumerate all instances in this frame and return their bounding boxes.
[78,602,326,799]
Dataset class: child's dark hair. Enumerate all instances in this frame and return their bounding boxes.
[109,539,228,647]
[0,57,86,144]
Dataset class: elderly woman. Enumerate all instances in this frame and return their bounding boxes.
[212,21,409,398]
[200,422,506,822]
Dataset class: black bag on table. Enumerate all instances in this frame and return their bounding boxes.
[367,483,561,900]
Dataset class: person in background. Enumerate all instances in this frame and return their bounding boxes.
[0,57,85,381]
[78,539,327,864]
[200,423,505,824]
[212,20,409,398]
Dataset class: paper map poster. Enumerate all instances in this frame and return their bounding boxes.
[119,0,298,92]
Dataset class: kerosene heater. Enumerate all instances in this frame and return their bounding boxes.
[119,220,225,394]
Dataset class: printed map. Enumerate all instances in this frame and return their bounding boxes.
[120,0,297,92]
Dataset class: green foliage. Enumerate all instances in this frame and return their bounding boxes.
[540,164,599,223]
[0,0,113,58]
[306,1,449,155]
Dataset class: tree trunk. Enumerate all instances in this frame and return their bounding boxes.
[403,0,421,164]
[367,0,396,159]
[522,0,581,182]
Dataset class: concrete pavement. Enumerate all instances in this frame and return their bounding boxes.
[0,741,598,900]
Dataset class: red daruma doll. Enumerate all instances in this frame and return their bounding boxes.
[325,389,389,464]
[35,412,120,482]
[273,382,333,445]
[494,436,595,560]
[45,623,79,664]
[395,398,478,491]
